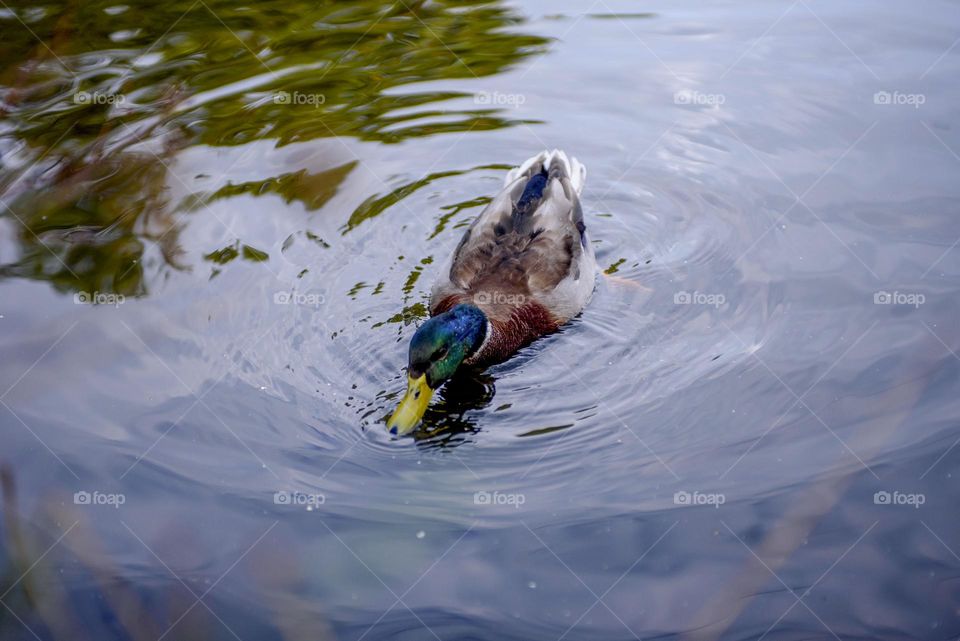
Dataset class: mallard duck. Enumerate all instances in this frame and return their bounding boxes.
[387,150,598,435]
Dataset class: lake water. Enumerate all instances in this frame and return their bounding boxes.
[1,0,959,639]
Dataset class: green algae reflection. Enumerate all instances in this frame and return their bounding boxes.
[0,0,549,297]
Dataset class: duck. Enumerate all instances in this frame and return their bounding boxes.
[387,150,598,435]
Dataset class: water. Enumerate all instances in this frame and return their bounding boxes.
[1,0,959,639]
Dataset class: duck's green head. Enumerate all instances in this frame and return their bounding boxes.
[387,304,487,435]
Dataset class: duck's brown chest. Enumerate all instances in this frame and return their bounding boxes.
[432,294,561,366]
[476,310,559,366]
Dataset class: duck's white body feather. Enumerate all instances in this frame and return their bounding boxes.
[430,150,597,326]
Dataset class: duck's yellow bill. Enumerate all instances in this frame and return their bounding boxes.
[387,374,433,435]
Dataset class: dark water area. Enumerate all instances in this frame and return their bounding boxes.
[1,0,959,639]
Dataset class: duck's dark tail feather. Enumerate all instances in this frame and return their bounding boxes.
[510,167,549,234]
[503,149,586,196]
[512,167,549,226]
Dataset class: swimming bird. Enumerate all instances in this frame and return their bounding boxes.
[387,150,598,435]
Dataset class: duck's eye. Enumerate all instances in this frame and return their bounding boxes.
[435,348,449,361]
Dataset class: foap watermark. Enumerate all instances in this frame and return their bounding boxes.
[475,91,526,108]
[874,490,924,509]
[274,291,325,307]
[474,291,526,306]
[474,490,525,508]
[674,290,725,308]
[674,90,725,107]
[674,490,726,508]
[874,290,924,308]
[873,90,925,108]
[74,91,125,105]
[74,291,125,307]
[74,490,126,508]
[273,90,326,108]
[273,490,325,508]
